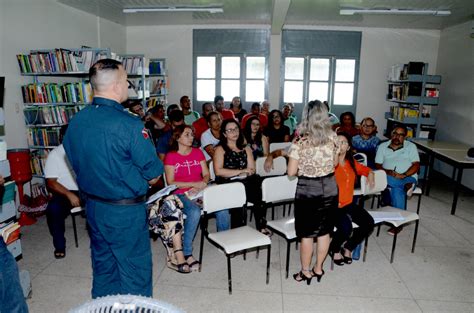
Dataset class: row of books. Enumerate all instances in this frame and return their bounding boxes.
[146,97,167,109]
[24,106,81,125]
[27,128,62,147]
[30,151,49,176]
[389,106,432,121]
[388,83,439,101]
[17,49,107,74]
[113,55,148,75]
[21,82,93,104]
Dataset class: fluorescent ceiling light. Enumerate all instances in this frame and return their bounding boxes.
[123,6,224,14]
[340,8,451,16]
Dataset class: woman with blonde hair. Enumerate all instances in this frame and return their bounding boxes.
[287,99,340,285]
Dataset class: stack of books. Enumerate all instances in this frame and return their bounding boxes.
[1,222,21,245]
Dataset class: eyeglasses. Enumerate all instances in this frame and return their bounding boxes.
[392,132,406,137]
[127,80,136,89]
[225,127,240,134]
[338,140,349,145]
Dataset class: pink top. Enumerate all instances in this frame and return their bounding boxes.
[164,148,206,194]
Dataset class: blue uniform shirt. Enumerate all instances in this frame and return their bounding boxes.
[63,97,164,200]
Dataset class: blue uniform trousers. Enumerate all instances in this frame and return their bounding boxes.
[86,200,152,299]
[0,239,29,313]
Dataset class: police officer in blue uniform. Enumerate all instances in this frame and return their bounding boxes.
[63,59,163,298]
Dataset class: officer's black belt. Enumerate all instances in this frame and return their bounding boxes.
[86,194,147,205]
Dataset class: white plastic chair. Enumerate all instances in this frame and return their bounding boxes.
[362,170,420,263]
[198,182,271,294]
[269,142,291,153]
[69,295,184,313]
[262,175,298,278]
[208,160,216,180]
[353,152,367,197]
[255,156,287,177]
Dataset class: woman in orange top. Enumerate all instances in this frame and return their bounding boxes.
[330,132,375,265]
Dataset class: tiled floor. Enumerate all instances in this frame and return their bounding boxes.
[19,175,474,312]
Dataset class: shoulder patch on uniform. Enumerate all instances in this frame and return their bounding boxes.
[142,128,149,139]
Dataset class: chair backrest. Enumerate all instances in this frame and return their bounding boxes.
[354,152,367,166]
[203,182,246,214]
[269,142,291,153]
[261,175,298,203]
[255,156,287,177]
[361,169,387,195]
[208,160,216,180]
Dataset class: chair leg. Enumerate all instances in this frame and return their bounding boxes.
[376,225,381,237]
[243,250,246,260]
[371,196,375,209]
[271,205,275,220]
[71,214,79,248]
[390,231,398,263]
[416,195,422,215]
[412,220,419,253]
[363,237,368,262]
[283,204,286,217]
[256,247,260,259]
[330,257,334,271]
[285,241,291,279]
[266,245,271,285]
[227,255,232,295]
[198,224,205,272]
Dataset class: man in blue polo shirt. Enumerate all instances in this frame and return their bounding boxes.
[376,125,419,217]
[63,59,163,298]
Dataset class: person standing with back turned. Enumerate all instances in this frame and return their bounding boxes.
[63,59,164,298]
[287,100,340,285]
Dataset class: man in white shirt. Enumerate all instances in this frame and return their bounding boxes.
[44,138,80,259]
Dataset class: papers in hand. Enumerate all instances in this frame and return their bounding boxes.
[369,211,405,223]
[185,189,204,201]
[146,185,178,204]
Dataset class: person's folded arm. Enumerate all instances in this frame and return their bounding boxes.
[213,146,245,177]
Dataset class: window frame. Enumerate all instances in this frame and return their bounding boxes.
[280,55,359,120]
[194,53,269,112]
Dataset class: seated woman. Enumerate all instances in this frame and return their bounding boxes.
[263,110,290,144]
[351,117,381,168]
[201,111,222,161]
[243,115,269,160]
[164,125,230,271]
[335,111,359,137]
[229,96,247,122]
[213,119,270,234]
[329,132,375,265]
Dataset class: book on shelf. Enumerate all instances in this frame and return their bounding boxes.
[27,128,61,147]
[30,150,49,176]
[113,55,149,75]
[1,222,21,245]
[21,82,92,104]
[24,106,81,125]
[17,48,107,74]
[149,59,165,75]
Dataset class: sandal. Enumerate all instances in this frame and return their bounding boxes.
[184,255,200,271]
[169,249,191,274]
[342,248,353,265]
[54,250,66,259]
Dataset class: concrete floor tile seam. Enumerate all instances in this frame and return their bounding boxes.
[414,297,474,304]
[282,290,416,301]
[31,272,93,280]
[154,282,283,296]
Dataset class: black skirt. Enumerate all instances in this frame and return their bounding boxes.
[294,173,338,238]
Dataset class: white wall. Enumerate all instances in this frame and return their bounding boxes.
[435,21,474,189]
[0,0,126,148]
[126,24,440,134]
[126,25,193,105]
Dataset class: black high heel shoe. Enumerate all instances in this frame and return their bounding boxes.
[329,250,344,266]
[293,270,313,285]
[342,248,353,264]
[311,268,325,283]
